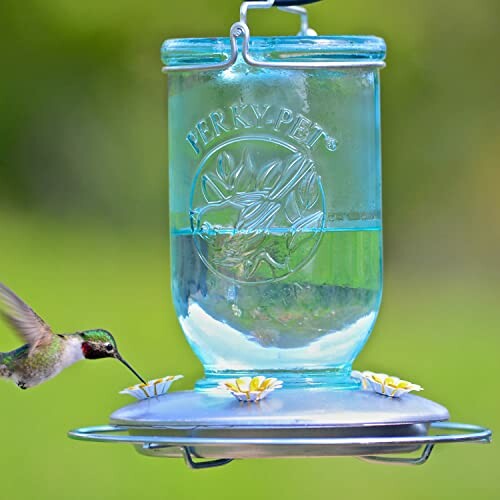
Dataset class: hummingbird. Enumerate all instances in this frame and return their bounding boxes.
[0,282,146,390]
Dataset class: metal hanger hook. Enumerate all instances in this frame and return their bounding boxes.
[239,0,317,36]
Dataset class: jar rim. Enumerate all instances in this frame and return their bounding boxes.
[161,35,386,68]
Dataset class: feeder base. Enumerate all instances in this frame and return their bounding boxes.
[68,389,491,468]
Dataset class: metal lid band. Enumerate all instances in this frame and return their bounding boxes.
[162,0,386,73]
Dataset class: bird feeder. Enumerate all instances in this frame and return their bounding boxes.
[69,0,491,468]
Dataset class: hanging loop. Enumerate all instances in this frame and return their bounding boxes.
[160,0,386,72]
[240,0,316,36]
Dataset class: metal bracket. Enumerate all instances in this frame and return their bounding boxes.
[181,448,234,470]
[359,443,435,466]
[357,422,492,466]
[162,0,385,73]
[143,443,233,469]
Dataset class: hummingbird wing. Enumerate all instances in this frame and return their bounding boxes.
[0,283,54,355]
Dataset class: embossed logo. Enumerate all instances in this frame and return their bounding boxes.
[188,104,335,284]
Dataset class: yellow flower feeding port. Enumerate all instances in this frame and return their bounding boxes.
[218,376,284,402]
[352,371,423,398]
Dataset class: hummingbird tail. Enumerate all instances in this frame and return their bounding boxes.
[0,360,12,379]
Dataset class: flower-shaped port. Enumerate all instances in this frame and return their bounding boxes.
[120,375,183,400]
[219,376,283,402]
[352,370,423,398]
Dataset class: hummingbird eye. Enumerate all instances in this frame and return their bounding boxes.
[105,343,113,351]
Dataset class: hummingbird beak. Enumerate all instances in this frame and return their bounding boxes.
[115,353,146,384]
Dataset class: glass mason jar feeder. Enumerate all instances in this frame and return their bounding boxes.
[69,1,492,469]
[163,1,386,389]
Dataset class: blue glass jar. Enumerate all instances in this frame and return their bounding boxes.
[162,6,386,389]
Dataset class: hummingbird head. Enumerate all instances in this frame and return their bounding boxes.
[80,329,146,383]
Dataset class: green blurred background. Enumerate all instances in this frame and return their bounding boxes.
[0,0,498,498]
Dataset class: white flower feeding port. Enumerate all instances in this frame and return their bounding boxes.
[119,376,184,400]
[68,0,491,469]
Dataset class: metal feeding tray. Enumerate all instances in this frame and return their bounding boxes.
[68,389,491,469]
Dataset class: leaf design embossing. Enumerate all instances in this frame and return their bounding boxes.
[201,174,226,203]
[288,211,324,251]
[216,152,234,186]
[298,171,320,210]
[269,155,314,201]
[256,160,282,192]
[233,149,256,194]
[192,147,325,282]
[284,191,301,224]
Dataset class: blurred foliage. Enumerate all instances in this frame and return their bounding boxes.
[0,213,498,500]
[0,1,499,499]
[0,0,499,273]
